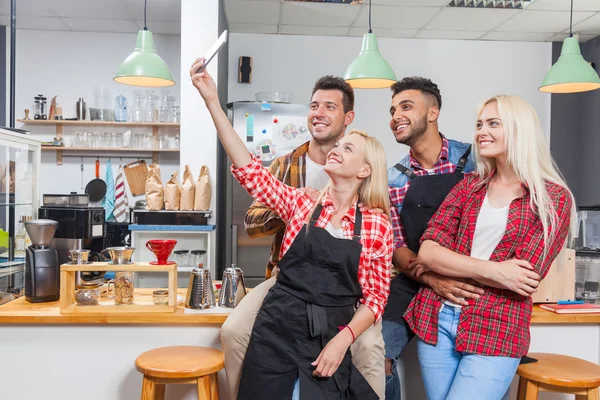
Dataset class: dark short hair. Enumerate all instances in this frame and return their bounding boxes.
[311,75,355,113]
[391,77,442,110]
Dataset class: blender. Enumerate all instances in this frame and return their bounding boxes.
[24,219,60,303]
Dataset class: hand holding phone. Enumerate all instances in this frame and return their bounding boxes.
[194,30,228,74]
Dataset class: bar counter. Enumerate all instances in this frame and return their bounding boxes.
[0,292,596,324]
[0,288,231,324]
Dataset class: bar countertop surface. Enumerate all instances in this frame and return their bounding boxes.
[0,290,598,324]
[0,289,232,325]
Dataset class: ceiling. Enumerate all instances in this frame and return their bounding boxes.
[0,0,599,43]
[0,0,181,35]
[226,0,600,42]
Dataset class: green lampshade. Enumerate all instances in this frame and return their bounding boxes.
[114,29,175,87]
[344,33,397,89]
[539,37,600,93]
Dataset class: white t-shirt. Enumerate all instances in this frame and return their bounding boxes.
[325,222,345,239]
[444,193,509,308]
[305,154,330,191]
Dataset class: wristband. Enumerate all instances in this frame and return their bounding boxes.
[338,325,355,343]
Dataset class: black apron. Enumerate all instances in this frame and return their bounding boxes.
[383,146,471,325]
[238,204,378,400]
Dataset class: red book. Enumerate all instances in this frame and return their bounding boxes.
[540,303,600,314]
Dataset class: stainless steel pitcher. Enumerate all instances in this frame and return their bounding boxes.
[185,267,215,309]
[218,264,247,308]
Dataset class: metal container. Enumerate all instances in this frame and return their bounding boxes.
[185,267,215,309]
[101,246,135,264]
[218,264,247,308]
[76,98,86,120]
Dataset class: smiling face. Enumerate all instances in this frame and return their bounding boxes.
[389,89,434,147]
[476,101,507,161]
[308,89,352,145]
[324,134,371,180]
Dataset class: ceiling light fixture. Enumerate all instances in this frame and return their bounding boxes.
[343,0,396,89]
[114,0,175,87]
[539,0,600,93]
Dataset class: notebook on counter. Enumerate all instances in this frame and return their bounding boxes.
[540,303,600,314]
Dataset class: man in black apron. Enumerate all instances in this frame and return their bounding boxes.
[382,77,480,399]
[238,203,379,400]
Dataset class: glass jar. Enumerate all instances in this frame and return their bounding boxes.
[153,290,169,305]
[108,271,134,305]
[75,284,101,306]
[190,250,207,269]
[173,250,189,268]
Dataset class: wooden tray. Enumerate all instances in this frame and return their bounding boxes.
[123,160,148,196]
[60,262,177,314]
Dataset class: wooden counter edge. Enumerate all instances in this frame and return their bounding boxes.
[531,305,600,324]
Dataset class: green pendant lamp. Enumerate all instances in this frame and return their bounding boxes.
[114,0,175,87]
[539,0,600,93]
[344,0,396,89]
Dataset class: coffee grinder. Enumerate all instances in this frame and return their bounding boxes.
[24,219,60,303]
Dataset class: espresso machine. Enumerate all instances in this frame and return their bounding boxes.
[39,196,105,287]
[24,219,60,303]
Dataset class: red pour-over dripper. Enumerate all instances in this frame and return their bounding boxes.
[146,240,177,265]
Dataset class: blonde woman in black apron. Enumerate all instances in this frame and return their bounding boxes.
[191,59,393,399]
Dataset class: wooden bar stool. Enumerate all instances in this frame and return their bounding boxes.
[135,346,224,400]
[516,353,600,400]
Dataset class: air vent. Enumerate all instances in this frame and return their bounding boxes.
[447,0,535,9]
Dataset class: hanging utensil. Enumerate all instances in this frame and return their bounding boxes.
[80,157,84,190]
[85,158,107,202]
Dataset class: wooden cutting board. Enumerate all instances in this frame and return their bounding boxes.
[532,247,576,303]
[123,160,149,196]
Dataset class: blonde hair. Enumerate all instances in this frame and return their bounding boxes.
[350,129,391,216]
[307,130,390,227]
[473,95,576,254]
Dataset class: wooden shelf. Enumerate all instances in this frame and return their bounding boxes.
[42,146,179,152]
[17,119,179,128]
[22,119,181,165]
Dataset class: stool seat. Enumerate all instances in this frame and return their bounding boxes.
[518,353,600,389]
[136,346,224,379]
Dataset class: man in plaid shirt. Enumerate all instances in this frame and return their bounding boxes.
[382,77,483,399]
[221,76,388,399]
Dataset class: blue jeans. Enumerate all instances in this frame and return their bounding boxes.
[382,320,414,399]
[417,305,520,400]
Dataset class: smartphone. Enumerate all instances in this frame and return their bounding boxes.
[195,30,228,74]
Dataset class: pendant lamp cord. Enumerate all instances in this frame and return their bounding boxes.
[144,0,148,31]
[569,0,573,37]
[368,0,372,34]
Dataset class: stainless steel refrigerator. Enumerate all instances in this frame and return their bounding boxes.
[217,101,309,287]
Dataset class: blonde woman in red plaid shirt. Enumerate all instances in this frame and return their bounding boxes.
[191,59,392,399]
[404,95,576,400]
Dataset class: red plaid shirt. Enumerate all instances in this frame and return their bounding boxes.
[390,135,466,250]
[404,174,572,357]
[231,157,393,321]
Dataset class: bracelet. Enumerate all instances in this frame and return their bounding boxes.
[338,325,355,343]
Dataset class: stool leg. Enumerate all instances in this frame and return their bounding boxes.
[141,376,156,400]
[210,373,219,399]
[155,384,166,400]
[584,388,599,400]
[517,377,527,400]
[523,380,539,400]
[197,375,211,400]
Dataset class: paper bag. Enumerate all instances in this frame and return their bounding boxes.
[180,165,195,211]
[194,166,211,211]
[165,171,181,211]
[145,164,164,210]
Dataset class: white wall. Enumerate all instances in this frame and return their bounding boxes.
[14,30,181,205]
[180,0,220,215]
[228,33,552,167]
